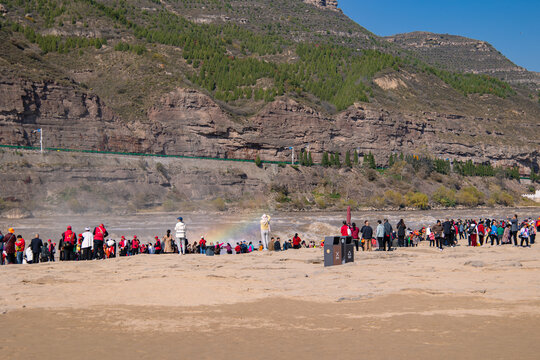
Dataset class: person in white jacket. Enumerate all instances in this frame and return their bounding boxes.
[81,227,94,260]
[175,217,187,255]
[260,214,271,250]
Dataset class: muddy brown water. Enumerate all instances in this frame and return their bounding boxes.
[1,208,538,245]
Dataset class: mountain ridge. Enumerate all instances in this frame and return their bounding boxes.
[0,0,538,172]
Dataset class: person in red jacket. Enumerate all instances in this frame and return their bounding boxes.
[132,236,140,255]
[154,236,162,254]
[292,233,302,249]
[93,224,108,260]
[2,228,17,264]
[15,235,25,264]
[62,226,76,261]
[477,221,485,246]
[340,221,350,236]
[234,243,241,254]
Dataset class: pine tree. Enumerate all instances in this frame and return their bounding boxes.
[353,149,359,165]
[255,154,262,167]
[368,152,376,169]
[308,152,313,166]
[345,150,351,167]
[399,152,404,161]
[388,153,395,167]
[322,152,329,167]
[334,152,341,167]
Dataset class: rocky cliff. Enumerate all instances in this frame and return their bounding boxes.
[1,79,538,171]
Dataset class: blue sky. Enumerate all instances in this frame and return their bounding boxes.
[339,0,540,72]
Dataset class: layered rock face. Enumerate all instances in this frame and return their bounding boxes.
[0,80,538,170]
[386,32,540,88]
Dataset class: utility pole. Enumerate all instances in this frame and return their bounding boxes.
[32,128,43,153]
[289,146,294,164]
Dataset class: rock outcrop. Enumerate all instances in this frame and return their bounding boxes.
[304,0,339,11]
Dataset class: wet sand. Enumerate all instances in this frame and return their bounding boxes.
[1,241,539,359]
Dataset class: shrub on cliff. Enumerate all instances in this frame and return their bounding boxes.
[405,192,429,210]
[456,186,485,207]
[384,190,405,208]
[432,186,456,207]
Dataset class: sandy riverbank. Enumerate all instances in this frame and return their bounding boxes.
[1,241,539,359]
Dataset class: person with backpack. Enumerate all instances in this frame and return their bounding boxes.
[1,228,16,264]
[132,236,140,255]
[93,224,108,259]
[62,226,76,261]
[40,241,50,263]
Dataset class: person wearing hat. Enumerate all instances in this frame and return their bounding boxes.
[260,214,271,250]
[81,227,94,260]
[2,228,17,264]
[132,235,140,255]
[154,236,162,254]
[175,217,187,255]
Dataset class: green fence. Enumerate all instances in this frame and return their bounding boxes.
[0,144,293,165]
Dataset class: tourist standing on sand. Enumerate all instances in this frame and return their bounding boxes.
[397,219,406,247]
[81,227,93,260]
[163,230,174,253]
[432,220,444,250]
[62,226,76,261]
[93,224,108,260]
[376,220,384,250]
[511,215,519,246]
[15,235,25,264]
[260,214,271,250]
[350,223,360,251]
[383,219,393,251]
[360,220,373,251]
[30,234,43,264]
[175,217,187,254]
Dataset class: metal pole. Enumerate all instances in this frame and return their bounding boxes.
[291,147,294,164]
[40,128,43,153]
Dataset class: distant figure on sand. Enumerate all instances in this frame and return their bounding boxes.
[175,217,187,255]
[260,214,271,250]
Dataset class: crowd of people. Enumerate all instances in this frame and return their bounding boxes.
[0,214,538,265]
[337,215,538,252]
